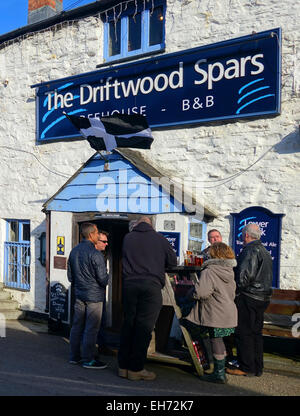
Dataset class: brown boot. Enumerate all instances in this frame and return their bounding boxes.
[118,368,128,378]
[127,369,156,381]
[226,368,255,377]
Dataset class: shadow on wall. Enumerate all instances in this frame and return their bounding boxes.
[273,129,300,154]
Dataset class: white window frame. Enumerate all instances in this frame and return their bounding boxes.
[188,218,207,253]
[103,1,166,63]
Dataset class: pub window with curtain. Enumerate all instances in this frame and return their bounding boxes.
[103,0,166,62]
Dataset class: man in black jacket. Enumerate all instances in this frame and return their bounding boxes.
[227,223,273,377]
[68,222,109,369]
[118,216,177,381]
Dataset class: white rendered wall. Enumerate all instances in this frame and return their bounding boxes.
[153,0,300,289]
[0,0,299,316]
[50,211,73,322]
[155,213,188,264]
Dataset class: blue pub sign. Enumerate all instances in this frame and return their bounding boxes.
[231,206,285,288]
[159,232,180,257]
[33,28,281,142]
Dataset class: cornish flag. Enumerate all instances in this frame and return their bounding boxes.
[64,113,153,151]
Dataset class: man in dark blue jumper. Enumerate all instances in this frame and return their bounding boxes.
[118,216,177,381]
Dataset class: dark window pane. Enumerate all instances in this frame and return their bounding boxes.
[109,20,121,56]
[149,6,164,46]
[128,13,141,51]
[9,221,18,242]
[22,223,30,241]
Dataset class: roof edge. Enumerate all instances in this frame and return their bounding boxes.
[42,151,98,211]
[0,0,122,44]
[43,149,218,219]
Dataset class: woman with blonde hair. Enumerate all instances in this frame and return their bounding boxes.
[184,242,237,384]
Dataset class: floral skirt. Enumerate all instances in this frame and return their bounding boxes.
[180,319,235,339]
[204,327,235,338]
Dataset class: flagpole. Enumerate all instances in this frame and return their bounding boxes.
[97,151,110,171]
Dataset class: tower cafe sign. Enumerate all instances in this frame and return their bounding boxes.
[33,28,281,142]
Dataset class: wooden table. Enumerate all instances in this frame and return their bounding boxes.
[147,266,204,376]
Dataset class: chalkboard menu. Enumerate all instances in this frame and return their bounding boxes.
[49,283,69,322]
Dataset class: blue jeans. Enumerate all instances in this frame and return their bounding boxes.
[97,297,107,347]
[70,299,103,362]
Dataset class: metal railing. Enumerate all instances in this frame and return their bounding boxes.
[4,242,30,290]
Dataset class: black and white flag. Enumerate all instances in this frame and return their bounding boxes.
[64,113,153,151]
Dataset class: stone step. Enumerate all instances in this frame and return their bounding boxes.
[0,291,12,301]
[0,309,25,320]
[0,286,24,321]
[0,300,20,310]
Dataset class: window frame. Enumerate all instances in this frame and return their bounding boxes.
[103,1,166,63]
[4,219,31,291]
[188,218,207,253]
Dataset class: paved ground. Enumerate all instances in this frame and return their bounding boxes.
[0,320,299,398]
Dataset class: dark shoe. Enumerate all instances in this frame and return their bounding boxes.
[127,369,156,381]
[69,359,81,365]
[203,363,214,374]
[226,368,255,377]
[256,371,263,377]
[226,358,240,369]
[200,358,227,384]
[200,372,227,384]
[82,359,107,369]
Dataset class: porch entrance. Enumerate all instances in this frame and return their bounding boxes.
[74,215,129,331]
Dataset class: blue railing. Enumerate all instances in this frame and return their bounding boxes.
[4,242,30,290]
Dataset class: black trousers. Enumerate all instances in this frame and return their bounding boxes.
[235,294,269,375]
[118,279,162,372]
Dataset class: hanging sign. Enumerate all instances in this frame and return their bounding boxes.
[33,28,281,142]
[231,206,284,288]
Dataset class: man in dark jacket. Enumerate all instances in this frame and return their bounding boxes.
[227,223,273,377]
[118,216,177,381]
[68,222,109,369]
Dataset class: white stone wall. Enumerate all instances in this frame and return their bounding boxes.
[156,0,300,289]
[0,0,299,314]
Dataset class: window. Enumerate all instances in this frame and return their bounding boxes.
[4,220,31,290]
[104,1,165,62]
[39,232,46,267]
[188,219,206,253]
